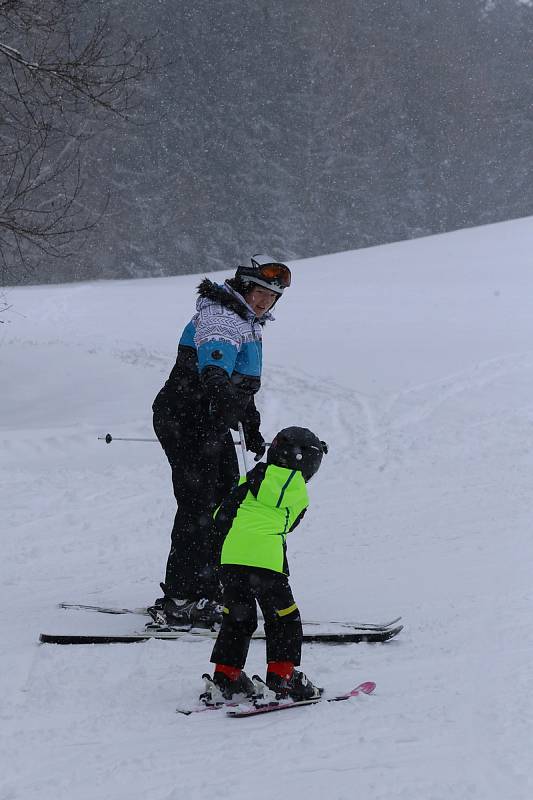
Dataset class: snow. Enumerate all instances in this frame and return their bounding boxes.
[2,217,533,800]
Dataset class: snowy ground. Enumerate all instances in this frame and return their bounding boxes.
[2,217,533,800]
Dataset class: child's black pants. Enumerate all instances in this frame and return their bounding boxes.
[210,565,303,669]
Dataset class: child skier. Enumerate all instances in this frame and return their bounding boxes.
[201,426,328,705]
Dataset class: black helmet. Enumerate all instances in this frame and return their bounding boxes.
[267,426,328,482]
[235,253,291,296]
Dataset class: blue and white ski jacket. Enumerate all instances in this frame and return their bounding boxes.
[182,280,270,383]
[153,279,273,436]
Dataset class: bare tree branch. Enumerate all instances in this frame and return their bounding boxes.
[0,0,155,284]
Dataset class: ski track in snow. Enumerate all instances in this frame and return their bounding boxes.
[2,225,533,800]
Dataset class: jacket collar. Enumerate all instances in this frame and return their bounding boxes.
[197,278,273,325]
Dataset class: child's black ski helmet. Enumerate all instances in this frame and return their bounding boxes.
[267,426,328,482]
[235,254,291,296]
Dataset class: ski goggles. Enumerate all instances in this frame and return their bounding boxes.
[250,262,292,288]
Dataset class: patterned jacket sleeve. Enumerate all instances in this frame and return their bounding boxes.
[194,306,247,431]
[194,304,241,375]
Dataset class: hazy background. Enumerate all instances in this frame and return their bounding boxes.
[18,0,533,282]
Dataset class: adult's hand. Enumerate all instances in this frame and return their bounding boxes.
[246,428,266,461]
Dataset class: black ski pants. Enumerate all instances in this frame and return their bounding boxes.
[153,411,239,601]
[210,565,303,669]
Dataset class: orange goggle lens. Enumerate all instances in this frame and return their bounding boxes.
[258,264,292,287]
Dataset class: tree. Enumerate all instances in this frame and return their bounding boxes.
[0,0,153,284]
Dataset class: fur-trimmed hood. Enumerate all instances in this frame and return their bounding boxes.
[196,278,274,325]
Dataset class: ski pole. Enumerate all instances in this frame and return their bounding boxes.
[98,434,157,444]
[237,421,249,474]
[98,432,259,446]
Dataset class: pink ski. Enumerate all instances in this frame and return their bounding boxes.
[226,681,376,718]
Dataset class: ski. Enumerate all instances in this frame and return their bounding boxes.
[300,616,401,632]
[58,603,401,632]
[227,680,376,718]
[39,625,402,645]
[176,679,375,716]
[58,603,146,615]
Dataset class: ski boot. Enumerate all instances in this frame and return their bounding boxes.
[147,593,223,630]
[199,671,258,706]
[146,582,170,625]
[187,598,223,629]
[265,669,323,701]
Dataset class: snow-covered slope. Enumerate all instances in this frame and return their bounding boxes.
[2,218,533,800]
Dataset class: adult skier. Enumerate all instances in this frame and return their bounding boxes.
[201,426,328,704]
[150,255,292,628]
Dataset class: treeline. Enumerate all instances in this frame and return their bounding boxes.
[2,0,532,284]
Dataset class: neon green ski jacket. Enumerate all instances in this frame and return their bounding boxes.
[214,462,309,574]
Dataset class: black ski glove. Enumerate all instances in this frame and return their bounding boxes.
[245,428,266,461]
[240,394,265,460]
